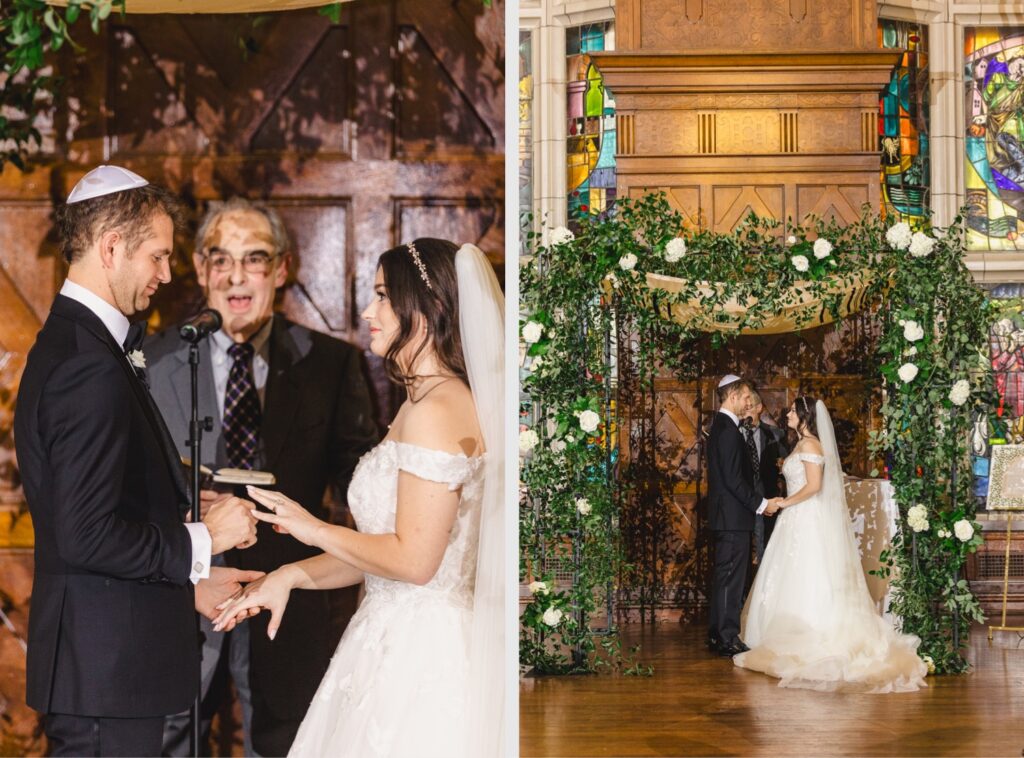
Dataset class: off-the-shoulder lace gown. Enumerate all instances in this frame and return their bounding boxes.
[289,440,484,757]
[733,452,927,693]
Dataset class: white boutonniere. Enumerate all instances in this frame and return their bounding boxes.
[128,350,147,369]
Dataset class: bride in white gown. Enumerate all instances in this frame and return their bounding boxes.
[733,396,927,693]
[213,239,505,756]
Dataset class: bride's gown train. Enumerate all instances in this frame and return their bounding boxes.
[733,407,927,693]
[289,440,484,757]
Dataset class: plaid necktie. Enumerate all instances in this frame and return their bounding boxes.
[224,342,261,469]
[743,425,760,479]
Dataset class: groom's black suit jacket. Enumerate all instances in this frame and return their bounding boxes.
[14,295,198,718]
[707,411,764,531]
[147,314,378,753]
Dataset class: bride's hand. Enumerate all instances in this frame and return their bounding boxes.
[212,566,297,639]
[246,486,327,547]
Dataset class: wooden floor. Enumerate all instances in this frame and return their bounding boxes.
[520,621,1024,757]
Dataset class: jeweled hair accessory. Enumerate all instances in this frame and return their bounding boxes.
[407,241,433,290]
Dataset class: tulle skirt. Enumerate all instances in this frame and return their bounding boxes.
[733,497,927,693]
[289,587,472,757]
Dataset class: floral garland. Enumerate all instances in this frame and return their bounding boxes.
[519,192,992,675]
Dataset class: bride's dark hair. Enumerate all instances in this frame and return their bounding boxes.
[377,237,468,388]
[789,394,819,446]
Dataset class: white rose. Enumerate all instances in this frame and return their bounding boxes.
[550,439,567,454]
[619,253,637,271]
[813,238,833,259]
[902,320,924,342]
[578,409,601,434]
[954,519,975,542]
[886,221,913,250]
[949,379,970,406]
[528,581,549,595]
[519,429,539,453]
[786,235,797,245]
[576,497,592,515]
[522,321,544,344]
[908,231,935,258]
[664,237,687,263]
[542,607,564,626]
[897,362,919,383]
[550,226,575,245]
[565,434,575,443]
[791,254,810,272]
[937,528,950,538]
[905,346,918,357]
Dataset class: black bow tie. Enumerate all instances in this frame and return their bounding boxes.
[123,321,146,354]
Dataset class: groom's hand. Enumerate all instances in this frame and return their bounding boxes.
[195,567,266,621]
[764,499,781,516]
[206,496,258,554]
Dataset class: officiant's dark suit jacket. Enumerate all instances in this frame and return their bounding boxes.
[707,411,764,531]
[14,295,198,719]
[147,313,378,754]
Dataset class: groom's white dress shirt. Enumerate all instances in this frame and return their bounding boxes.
[720,407,769,515]
[59,279,212,583]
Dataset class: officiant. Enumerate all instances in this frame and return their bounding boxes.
[147,197,379,756]
[741,388,787,565]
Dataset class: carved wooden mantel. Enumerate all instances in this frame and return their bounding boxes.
[595,50,900,231]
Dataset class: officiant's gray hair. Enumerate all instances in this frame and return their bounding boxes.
[195,197,291,258]
[716,377,752,405]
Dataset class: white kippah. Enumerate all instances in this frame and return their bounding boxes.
[718,373,741,388]
[66,165,149,204]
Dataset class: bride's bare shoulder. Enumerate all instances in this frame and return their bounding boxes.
[796,437,825,456]
[396,381,483,457]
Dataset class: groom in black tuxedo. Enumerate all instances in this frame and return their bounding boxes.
[706,375,778,657]
[14,168,259,756]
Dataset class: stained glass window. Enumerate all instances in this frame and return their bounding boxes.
[964,27,1024,251]
[878,20,930,228]
[520,31,533,251]
[567,22,616,224]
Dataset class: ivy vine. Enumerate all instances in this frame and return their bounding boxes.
[520,192,993,676]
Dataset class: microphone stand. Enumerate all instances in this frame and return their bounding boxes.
[187,339,214,758]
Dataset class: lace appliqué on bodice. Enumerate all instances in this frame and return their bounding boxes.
[781,452,825,493]
[346,440,485,607]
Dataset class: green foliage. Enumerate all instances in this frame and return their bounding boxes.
[520,194,993,676]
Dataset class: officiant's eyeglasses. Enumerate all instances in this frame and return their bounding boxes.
[203,250,279,275]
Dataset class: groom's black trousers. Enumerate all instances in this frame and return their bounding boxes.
[709,530,750,645]
[45,713,163,757]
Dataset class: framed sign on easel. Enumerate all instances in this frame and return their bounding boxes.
[985,444,1024,640]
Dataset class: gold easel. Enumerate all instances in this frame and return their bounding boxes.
[987,512,1024,640]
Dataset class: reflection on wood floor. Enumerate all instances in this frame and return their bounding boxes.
[520,621,1024,757]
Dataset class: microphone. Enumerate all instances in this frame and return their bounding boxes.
[179,308,223,343]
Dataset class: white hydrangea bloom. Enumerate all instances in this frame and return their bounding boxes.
[907,503,929,532]
[522,321,544,344]
[519,429,539,453]
[576,497,592,515]
[550,226,575,245]
[664,237,687,263]
[813,238,833,259]
[886,221,913,250]
[908,231,935,258]
[619,253,638,271]
[949,380,970,406]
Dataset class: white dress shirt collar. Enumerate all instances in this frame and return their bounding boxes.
[209,315,273,356]
[720,407,741,427]
[60,279,131,348]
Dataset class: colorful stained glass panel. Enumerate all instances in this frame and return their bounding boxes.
[567,22,616,224]
[519,30,533,250]
[964,27,1024,251]
[878,20,930,228]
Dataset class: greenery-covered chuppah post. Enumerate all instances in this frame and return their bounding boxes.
[519,192,993,676]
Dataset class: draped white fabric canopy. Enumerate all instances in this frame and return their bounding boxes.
[47,0,347,13]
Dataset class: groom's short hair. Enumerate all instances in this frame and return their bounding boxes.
[716,378,751,405]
